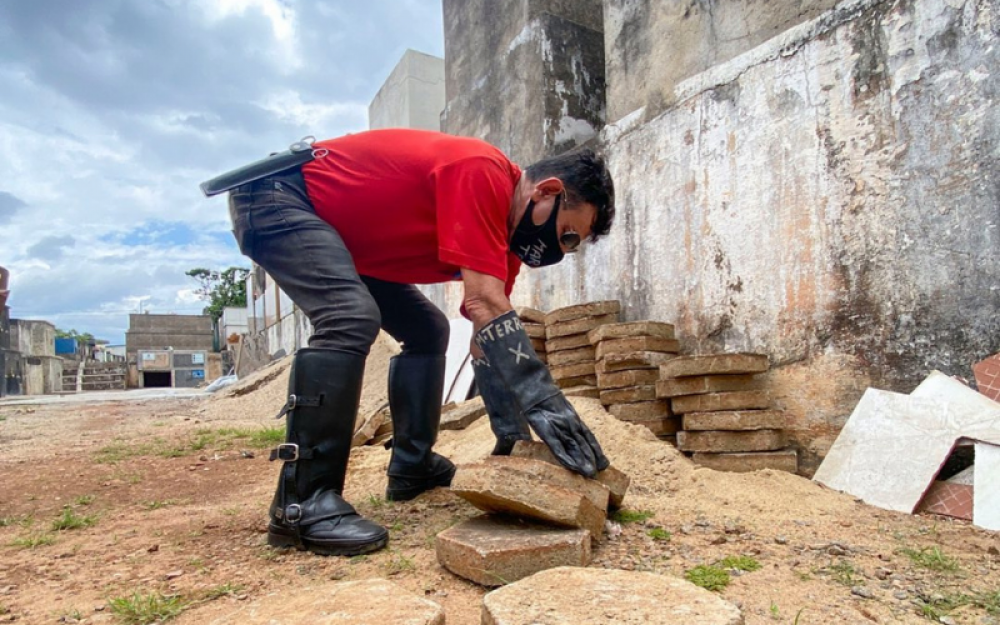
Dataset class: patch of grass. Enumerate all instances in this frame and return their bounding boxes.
[647,527,671,541]
[141,499,183,511]
[971,590,1000,616]
[11,533,55,548]
[367,494,387,509]
[60,608,83,621]
[95,441,153,464]
[73,494,96,506]
[0,514,31,528]
[828,560,860,587]
[900,546,960,573]
[717,555,762,572]
[107,591,186,625]
[684,565,730,591]
[51,507,97,531]
[242,426,284,448]
[609,509,654,524]
[769,601,780,619]
[915,592,970,620]
[200,583,244,601]
[384,551,416,576]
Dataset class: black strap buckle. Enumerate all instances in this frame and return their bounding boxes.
[269,443,299,462]
[274,393,324,419]
[279,503,302,524]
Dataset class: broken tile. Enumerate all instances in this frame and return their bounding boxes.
[596,337,680,359]
[656,374,761,398]
[510,440,630,509]
[544,301,622,325]
[516,307,547,324]
[609,400,671,420]
[546,333,594,352]
[556,375,598,389]
[973,353,1000,402]
[436,515,591,587]
[441,397,487,431]
[597,351,677,373]
[587,321,676,344]
[691,450,798,473]
[550,361,597,381]
[600,385,657,405]
[676,429,785,453]
[682,409,787,431]
[660,353,769,378]
[917,481,974,521]
[546,314,619,340]
[547,346,597,367]
[596,368,660,390]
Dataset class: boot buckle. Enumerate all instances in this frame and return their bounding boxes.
[281,503,303,524]
[270,443,300,462]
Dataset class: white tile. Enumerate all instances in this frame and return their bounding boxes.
[974,442,1000,531]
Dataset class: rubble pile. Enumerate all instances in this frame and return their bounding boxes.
[659,353,798,473]
[542,301,621,396]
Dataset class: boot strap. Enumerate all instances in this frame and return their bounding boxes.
[273,393,324,419]
[269,439,342,462]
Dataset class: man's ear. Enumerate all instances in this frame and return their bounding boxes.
[530,177,564,201]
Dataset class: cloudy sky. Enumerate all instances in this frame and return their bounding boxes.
[0,0,444,344]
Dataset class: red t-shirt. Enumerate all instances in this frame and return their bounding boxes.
[300,129,523,296]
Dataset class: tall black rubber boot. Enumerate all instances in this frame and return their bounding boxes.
[267,348,389,556]
[385,354,456,501]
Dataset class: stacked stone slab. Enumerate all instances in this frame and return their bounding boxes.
[658,353,797,473]
[588,321,681,442]
[544,301,621,394]
[516,307,548,364]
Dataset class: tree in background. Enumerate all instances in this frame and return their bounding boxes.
[55,328,96,344]
[186,267,250,322]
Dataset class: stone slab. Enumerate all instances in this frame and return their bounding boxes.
[676,429,785,453]
[656,374,761,398]
[546,314,619,340]
[523,322,547,339]
[208,578,444,625]
[691,450,798,473]
[561,385,600,399]
[516,307,547,324]
[626,415,682,436]
[546,333,593,352]
[482,567,744,625]
[600,385,657,405]
[451,456,609,537]
[597,351,676,373]
[556,375,597,389]
[974,441,1000,531]
[973,353,1000,402]
[511,440,630,509]
[597,368,660,390]
[530,338,547,353]
[352,408,387,447]
[671,390,771,414]
[441,397,487,430]
[609,400,671,420]
[544,300,621,325]
[547,346,597,367]
[596,337,680,359]
[550,361,597,381]
[660,353,769,378]
[683,409,787,431]
[436,515,591,587]
[587,321,676,344]
[814,373,1000,514]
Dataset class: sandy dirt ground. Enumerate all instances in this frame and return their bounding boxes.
[0,356,998,624]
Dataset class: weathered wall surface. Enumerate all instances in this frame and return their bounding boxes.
[369,50,446,131]
[509,0,999,473]
[9,319,55,357]
[604,0,841,122]
[441,0,606,165]
[126,314,214,356]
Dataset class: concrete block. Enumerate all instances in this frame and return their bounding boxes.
[561,385,600,399]
[660,353,769,378]
[556,375,597,389]
[597,351,676,373]
[547,346,597,367]
[545,301,621,325]
[600,385,657,405]
[692,450,798,473]
[511,440,630,509]
[451,456,609,537]
[656,374,761,398]
[550,361,596,381]
[546,333,593,352]
[482,567,744,625]
[441,397,488,430]
[587,321,676,344]
[596,337,680,360]
[683,410,788,431]
[596,368,660,390]
[523,322,547,339]
[671,390,771,414]
[516,307,547,324]
[368,49,445,131]
[677,429,785,453]
[436,515,591,587]
[609,400,671,420]
[546,314,619,340]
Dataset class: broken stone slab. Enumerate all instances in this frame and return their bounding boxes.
[660,353,769,378]
[523,322,547,339]
[656,374,761,398]
[516,307,547,324]
[546,333,594,352]
[622,415,682,437]
[436,515,591,587]
[692,450,798,473]
[544,300,622,325]
[596,368,660,390]
[677,429,785,453]
[609,400,671,420]
[530,337,547,353]
[352,408,387,447]
[510,440,630,509]
[596,336,680,359]
[600,385,657,405]
[671,390,770,414]
[587,321,676,344]
[597,351,676,373]
[561,385,600,399]
[550,361,597,381]
[482,567,744,625]
[556,375,598,389]
[547,346,597,367]
[441,397,487,431]
[682,409,788,431]
[207,578,444,625]
[450,456,609,537]
[546,313,619,340]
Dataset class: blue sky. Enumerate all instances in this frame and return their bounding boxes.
[0,0,444,343]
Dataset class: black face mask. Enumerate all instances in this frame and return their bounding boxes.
[509,194,565,268]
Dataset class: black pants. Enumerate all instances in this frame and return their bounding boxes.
[228,168,449,357]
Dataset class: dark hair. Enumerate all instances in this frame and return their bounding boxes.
[524,148,615,241]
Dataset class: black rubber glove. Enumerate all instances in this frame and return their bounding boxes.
[472,357,533,456]
[475,310,610,478]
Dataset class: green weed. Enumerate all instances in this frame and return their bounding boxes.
[609,509,654,524]
[828,560,859,586]
[900,546,960,573]
[385,551,416,575]
[51,507,97,531]
[200,583,243,601]
[717,555,762,572]
[11,533,55,548]
[107,591,186,624]
[73,494,96,506]
[769,601,780,619]
[684,565,730,591]
[142,499,182,511]
[647,527,671,541]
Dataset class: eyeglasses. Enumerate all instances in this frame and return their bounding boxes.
[560,231,582,252]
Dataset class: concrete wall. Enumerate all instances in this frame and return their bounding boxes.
[441,0,607,165]
[23,355,62,395]
[604,0,841,123]
[126,314,214,357]
[369,49,446,131]
[9,319,55,357]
